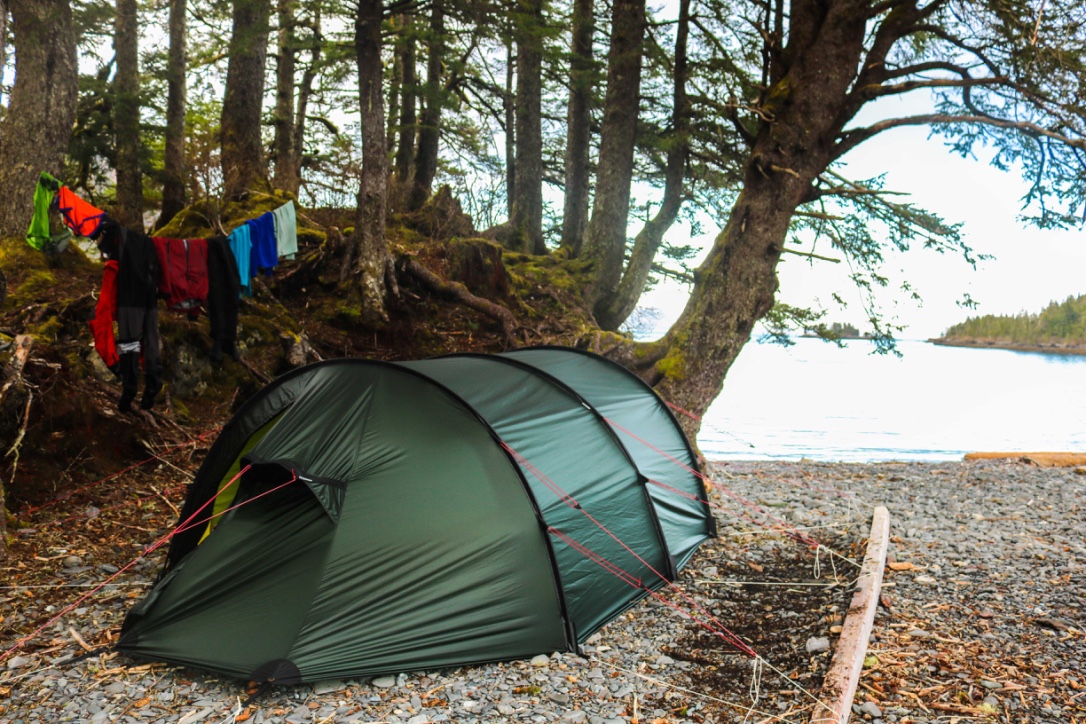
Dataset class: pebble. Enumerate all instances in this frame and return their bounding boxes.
[806,636,831,653]
[858,700,882,717]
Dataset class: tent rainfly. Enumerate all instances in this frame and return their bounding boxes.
[118,347,715,684]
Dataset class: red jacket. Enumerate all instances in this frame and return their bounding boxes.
[89,260,119,370]
[152,237,208,312]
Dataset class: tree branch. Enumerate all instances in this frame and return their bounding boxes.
[834,113,1086,161]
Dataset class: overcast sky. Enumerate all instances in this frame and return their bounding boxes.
[641,121,1086,341]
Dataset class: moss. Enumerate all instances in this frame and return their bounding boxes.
[336,301,363,324]
[655,346,686,381]
[12,268,57,304]
[29,315,64,342]
[297,227,326,248]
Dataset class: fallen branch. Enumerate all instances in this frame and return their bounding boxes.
[400,257,518,344]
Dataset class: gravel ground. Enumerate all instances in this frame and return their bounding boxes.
[2,459,1084,724]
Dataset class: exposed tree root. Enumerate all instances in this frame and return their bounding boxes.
[399,257,518,345]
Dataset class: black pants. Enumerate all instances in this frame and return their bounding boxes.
[116,305,163,410]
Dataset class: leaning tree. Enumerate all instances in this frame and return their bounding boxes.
[593,0,1086,437]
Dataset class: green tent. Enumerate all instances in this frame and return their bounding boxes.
[119,347,713,684]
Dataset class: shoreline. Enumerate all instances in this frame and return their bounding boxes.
[928,336,1086,356]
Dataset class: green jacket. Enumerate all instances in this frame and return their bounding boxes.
[26,172,62,251]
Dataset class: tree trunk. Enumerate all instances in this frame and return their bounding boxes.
[393,13,416,184]
[288,4,321,198]
[272,0,297,194]
[0,0,78,239]
[639,2,870,440]
[220,0,271,200]
[158,0,187,229]
[594,0,689,330]
[409,0,443,211]
[113,0,143,231]
[503,39,515,216]
[559,0,593,255]
[579,0,645,307]
[510,0,544,254]
[352,0,393,321]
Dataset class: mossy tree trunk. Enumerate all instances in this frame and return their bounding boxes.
[157,0,187,229]
[509,0,545,254]
[579,0,645,309]
[0,0,78,240]
[351,0,394,322]
[558,0,593,256]
[220,0,271,200]
[627,0,870,441]
[113,0,143,231]
[593,0,689,331]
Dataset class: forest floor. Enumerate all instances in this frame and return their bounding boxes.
[2,454,1084,723]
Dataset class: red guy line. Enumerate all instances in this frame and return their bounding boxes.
[0,464,303,666]
[503,441,757,659]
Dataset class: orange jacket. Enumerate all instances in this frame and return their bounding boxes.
[57,186,106,238]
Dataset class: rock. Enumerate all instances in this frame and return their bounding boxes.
[806,637,831,654]
[62,555,82,569]
[371,676,396,688]
[530,654,551,667]
[6,656,29,669]
[913,575,937,584]
[859,700,882,718]
[312,679,347,695]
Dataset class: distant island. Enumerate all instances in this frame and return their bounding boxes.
[931,294,1086,355]
[800,322,872,340]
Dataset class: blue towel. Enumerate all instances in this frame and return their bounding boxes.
[228,224,253,296]
[247,213,278,274]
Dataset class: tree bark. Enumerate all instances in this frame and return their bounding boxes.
[113,0,143,231]
[220,0,272,200]
[352,0,393,322]
[393,13,416,184]
[0,0,78,239]
[409,0,444,211]
[510,0,545,254]
[594,0,690,330]
[0,0,8,85]
[272,0,298,194]
[580,0,645,307]
[559,0,593,255]
[158,0,188,229]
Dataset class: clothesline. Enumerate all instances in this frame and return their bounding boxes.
[26,172,301,412]
[26,172,299,292]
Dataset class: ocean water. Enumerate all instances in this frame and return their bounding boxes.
[698,338,1086,462]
